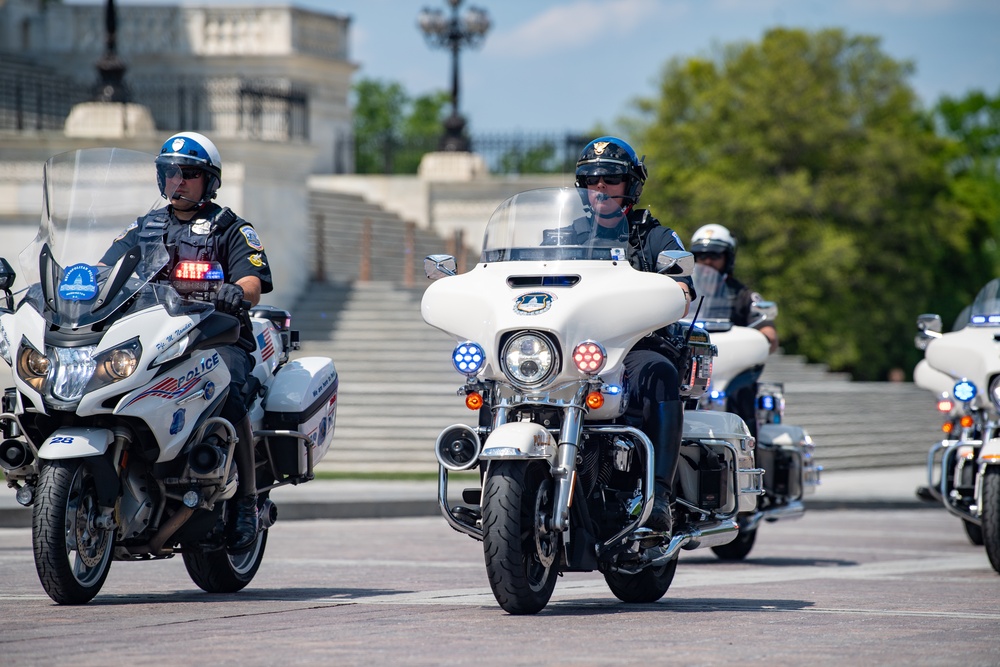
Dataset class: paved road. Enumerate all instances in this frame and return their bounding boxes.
[1,508,997,666]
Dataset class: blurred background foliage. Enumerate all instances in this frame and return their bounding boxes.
[354,27,999,381]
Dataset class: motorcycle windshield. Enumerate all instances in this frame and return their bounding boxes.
[481,188,635,263]
[691,263,734,322]
[17,148,172,329]
[969,278,1000,325]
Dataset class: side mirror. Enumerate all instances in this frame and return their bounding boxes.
[0,258,15,290]
[915,313,943,350]
[655,250,694,277]
[424,254,457,281]
[751,299,778,323]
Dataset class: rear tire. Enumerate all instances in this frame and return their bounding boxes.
[981,467,1000,574]
[482,461,560,615]
[963,518,984,546]
[183,529,267,593]
[604,559,678,603]
[32,460,114,605]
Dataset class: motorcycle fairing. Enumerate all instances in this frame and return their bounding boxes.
[924,327,1000,410]
[702,325,769,391]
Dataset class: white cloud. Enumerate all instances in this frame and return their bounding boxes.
[484,0,680,59]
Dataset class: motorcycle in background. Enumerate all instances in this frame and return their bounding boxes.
[422,188,764,614]
[914,278,1000,569]
[0,148,338,604]
[691,263,820,560]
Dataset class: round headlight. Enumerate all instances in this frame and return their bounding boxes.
[502,332,556,387]
[26,349,49,377]
[107,348,138,379]
[989,376,1000,411]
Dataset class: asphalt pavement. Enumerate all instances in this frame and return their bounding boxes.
[0,465,935,528]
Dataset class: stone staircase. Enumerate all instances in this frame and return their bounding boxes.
[290,281,944,474]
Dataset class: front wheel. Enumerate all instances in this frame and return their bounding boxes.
[963,519,984,546]
[183,528,267,593]
[711,520,757,561]
[32,460,115,605]
[482,461,560,615]
[604,560,678,603]
[981,466,1000,574]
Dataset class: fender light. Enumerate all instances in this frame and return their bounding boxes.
[452,342,485,376]
[960,415,975,429]
[953,379,977,403]
[586,391,604,409]
[172,260,224,295]
[982,454,1000,462]
[572,341,606,375]
[942,422,954,434]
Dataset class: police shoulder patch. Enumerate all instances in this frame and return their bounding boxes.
[240,225,264,250]
[114,220,139,242]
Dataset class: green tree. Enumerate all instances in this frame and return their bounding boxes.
[352,79,448,174]
[629,27,968,380]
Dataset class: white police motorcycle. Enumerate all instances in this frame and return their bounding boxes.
[915,278,1000,571]
[422,188,764,614]
[0,148,338,604]
[691,263,820,560]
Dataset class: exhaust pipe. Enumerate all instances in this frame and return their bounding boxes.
[259,498,278,529]
[0,439,33,471]
[434,424,482,471]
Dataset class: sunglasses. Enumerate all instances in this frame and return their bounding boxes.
[161,165,205,180]
[582,174,625,186]
[695,252,724,261]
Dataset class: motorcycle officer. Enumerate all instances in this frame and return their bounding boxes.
[690,223,777,437]
[100,131,272,553]
[570,136,693,535]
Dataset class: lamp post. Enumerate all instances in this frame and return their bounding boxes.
[94,0,128,102]
[417,0,490,152]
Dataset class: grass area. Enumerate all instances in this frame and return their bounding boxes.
[312,470,480,483]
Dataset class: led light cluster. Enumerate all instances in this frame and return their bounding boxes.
[452,342,485,376]
[953,379,977,403]
[572,341,605,374]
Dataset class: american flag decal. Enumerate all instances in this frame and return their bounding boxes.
[257,331,275,362]
[122,375,200,408]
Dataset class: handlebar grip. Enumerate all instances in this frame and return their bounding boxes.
[241,299,252,311]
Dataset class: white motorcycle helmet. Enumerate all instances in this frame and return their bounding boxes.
[154,131,223,204]
[690,223,737,274]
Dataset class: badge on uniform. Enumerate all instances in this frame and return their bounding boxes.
[240,226,264,250]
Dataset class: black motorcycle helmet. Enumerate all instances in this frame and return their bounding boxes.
[574,136,648,205]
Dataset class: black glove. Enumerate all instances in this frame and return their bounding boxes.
[212,283,244,314]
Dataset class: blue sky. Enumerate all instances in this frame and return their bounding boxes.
[103,0,1000,133]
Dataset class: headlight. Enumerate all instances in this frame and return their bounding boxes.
[953,379,977,403]
[572,340,606,375]
[502,332,557,387]
[48,346,97,402]
[452,341,485,376]
[990,376,1000,411]
[85,338,143,392]
[16,340,50,392]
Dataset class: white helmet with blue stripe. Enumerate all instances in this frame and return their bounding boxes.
[155,131,223,203]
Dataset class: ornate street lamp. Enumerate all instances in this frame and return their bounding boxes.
[417,0,491,152]
[94,0,128,102]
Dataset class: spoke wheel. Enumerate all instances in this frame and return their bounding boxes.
[32,460,114,605]
[482,461,560,615]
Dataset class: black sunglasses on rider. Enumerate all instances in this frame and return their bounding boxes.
[161,165,205,180]
[695,252,725,261]
[581,174,626,186]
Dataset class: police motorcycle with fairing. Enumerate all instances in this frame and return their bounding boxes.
[0,148,338,604]
[421,188,764,614]
[914,278,1000,567]
[690,263,820,560]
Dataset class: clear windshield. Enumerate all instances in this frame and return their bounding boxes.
[691,263,734,321]
[969,278,1000,325]
[17,148,172,328]
[481,188,634,263]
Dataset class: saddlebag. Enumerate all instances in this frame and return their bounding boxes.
[679,410,762,515]
[263,357,338,476]
[756,424,816,500]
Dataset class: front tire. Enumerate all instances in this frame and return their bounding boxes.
[963,519,984,546]
[32,460,115,605]
[183,528,267,593]
[604,560,678,603]
[482,461,560,615]
[711,520,758,561]
[981,466,1000,574]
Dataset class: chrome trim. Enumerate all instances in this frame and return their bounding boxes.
[644,519,740,567]
[438,465,483,540]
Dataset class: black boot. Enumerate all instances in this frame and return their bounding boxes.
[647,400,684,534]
[227,415,259,553]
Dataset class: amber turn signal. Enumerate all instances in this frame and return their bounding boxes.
[586,391,604,409]
[465,392,484,410]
